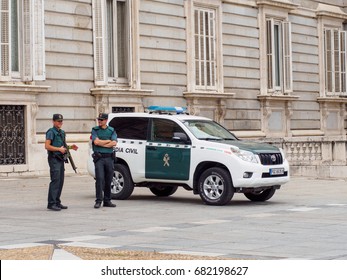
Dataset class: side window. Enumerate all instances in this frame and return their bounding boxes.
[109,117,149,140]
[151,119,188,143]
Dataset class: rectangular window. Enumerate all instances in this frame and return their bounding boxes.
[266,19,292,94]
[324,28,347,95]
[11,0,19,72]
[0,0,45,81]
[1,0,10,77]
[194,7,216,90]
[106,0,128,83]
[94,0,131,86]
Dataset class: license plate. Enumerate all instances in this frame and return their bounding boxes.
[269,168,284,176]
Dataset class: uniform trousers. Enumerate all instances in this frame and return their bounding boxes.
[47,155,65,207]
[94,156,114,203]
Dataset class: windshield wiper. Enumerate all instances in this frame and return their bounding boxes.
[222,138,236,141]
[198,137,223,141]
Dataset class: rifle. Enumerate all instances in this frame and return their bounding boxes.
[61,134,78,173]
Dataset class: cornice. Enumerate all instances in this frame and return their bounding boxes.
[183,91,235,99]
[315,3,347,20]
[90,87,153,97]
[317,97,347,103]
[256,0,299,11]
[0,83,49,94]
[257,94,299,101]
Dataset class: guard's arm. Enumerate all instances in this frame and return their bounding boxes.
[45,139,66,154]
[93,138,112,146]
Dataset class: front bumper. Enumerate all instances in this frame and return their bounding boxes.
[231,161,290,189]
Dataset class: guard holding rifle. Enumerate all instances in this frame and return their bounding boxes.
[45,114,78,211]
[91,113,117,209]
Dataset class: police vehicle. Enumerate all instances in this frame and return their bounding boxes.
[87,106,289,206]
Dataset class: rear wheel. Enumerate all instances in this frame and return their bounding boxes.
[111,164,134,200]
[149,186,178,197]
[198,167,234,205]
[244,187,277,202]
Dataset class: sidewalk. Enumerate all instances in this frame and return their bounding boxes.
[1,174,347,259]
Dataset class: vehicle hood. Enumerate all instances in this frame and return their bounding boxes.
[220,140,280,154]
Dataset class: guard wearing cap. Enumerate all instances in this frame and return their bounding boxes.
[45,114,78,211]
[91,113,117,208]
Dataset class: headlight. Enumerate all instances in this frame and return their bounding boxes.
[230,147,258,163]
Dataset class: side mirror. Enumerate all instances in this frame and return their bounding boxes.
[173,132,190,144]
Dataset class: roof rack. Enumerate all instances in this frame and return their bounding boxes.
[147,106,188,115]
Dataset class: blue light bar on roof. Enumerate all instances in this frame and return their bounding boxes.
[147,106,187,114]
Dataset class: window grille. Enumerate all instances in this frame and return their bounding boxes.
[0,105,26,165]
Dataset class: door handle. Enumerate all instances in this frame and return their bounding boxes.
[147,146,157,150]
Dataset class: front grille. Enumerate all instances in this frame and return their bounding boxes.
[259,153,283,165]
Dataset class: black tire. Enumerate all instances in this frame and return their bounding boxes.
[198,167,234,205]
[111,164,134,200]
[244,187,276,202]
[149,186,178,197]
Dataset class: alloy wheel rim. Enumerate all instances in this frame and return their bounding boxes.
[111,171,124,194]
[203,175,224,200]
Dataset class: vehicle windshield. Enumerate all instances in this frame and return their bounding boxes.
[182,120,237,141]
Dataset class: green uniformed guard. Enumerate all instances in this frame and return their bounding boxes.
[91,113,118,208]
[45,114,78,211]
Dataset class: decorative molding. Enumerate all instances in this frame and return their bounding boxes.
[0,84,49,107]
[183,92,234,123]
[317,97,347,135]
[91,87,153,115]
[0,84,49,94]
[233,130,266,139]
[256,0,298,11]
[291,130,324,137]
[258,95,298,137]
[316,3,347,20]
[317,97,347,103]
[90,87,153,97]
[257,94,299,102]
[183,92,235,99]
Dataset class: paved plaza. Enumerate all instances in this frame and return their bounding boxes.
[0,174,346,260]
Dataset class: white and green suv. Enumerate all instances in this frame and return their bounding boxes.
[87,106,289,206]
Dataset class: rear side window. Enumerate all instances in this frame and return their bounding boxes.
[109,117,149,140]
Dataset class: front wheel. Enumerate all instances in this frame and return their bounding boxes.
[111,164,134,200]
[244,187,277,202]
[149,186,178,197]
[198,167,234,206]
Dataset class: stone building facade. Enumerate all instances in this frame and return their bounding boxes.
[1,0,347,178]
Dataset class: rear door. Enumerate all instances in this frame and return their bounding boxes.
[145,118,191,180]
[109,117,149,178]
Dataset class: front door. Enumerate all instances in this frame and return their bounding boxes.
[145,118,191,180]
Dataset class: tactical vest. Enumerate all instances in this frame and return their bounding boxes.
[92,126,115,154]
[47,127,65,155]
